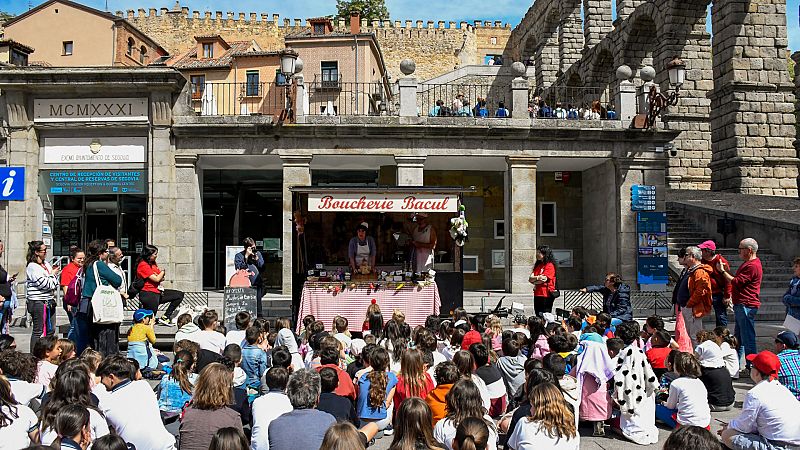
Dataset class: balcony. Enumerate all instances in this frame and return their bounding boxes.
[189,82,288,116]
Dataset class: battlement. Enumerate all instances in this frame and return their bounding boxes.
[120,3,511,32]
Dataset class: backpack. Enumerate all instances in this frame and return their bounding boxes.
[63,268,83,307]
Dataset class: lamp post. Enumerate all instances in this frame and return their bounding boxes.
[279,48,299,123]
[645,56,686,128]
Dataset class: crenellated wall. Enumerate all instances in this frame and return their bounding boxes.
[121,4,512,82]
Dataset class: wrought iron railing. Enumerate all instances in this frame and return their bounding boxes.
[190,82,289,116]
[560,289,673,316]
[417,83,511,118]
[530,86,617,119]
[307,80,394,116]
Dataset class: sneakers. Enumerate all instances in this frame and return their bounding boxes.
[383,425,394,436]
[156,316,175,327]
[593,421,606,437]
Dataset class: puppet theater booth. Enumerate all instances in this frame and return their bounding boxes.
[290,187,470,330]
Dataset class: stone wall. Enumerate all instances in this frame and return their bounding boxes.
[537,171,584,289]
[123,5,512,82]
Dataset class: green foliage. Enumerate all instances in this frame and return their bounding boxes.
[0,11,15,22]
[335,0,389,23]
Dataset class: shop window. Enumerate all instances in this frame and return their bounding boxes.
[203,43,214,58]
[62,41,73,56]
[245,71,260,96]
[463,255,479,273]
[127,38,134,56]
[539,202,557,236]
[139,46,147,64]
[191,74,205,99]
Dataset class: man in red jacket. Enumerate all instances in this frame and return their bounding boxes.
[718,237,763,373]
[699,240,733,327]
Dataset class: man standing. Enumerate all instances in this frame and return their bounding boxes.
[718,238,763,372]
[775,330,800,400]
[677,246,713,346]
[699,240,732,327]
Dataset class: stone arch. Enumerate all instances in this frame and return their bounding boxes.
[618,3,665,83]
[585,45,615,106]
[523,34,538,66]
[535,4,561,87]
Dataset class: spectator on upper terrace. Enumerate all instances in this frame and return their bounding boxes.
[458,99,473,117]
[452,93,464,112]
[567,104,579,119]
[553,102,566,119]
[476,99,489,118]
[538,100,552,118]
[495,102,509,118]
[606,103,617,119]
[429,100,444,117]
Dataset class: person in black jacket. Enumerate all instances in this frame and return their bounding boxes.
[580,273,633,321]
[0,240,17,333]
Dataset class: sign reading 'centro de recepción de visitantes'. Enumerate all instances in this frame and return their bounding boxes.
[308,193,458,213]
[33,98,148,123]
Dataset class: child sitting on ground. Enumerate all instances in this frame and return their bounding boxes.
[157,350,196,417]
[645,330,673,378]
[605,337,624,359]
[174,313,199,343]
[223,344,247,392]
[33,335,61,387]
[496,339,526,404]
[695,333,735,411]
[226,311,251,347]
[543,353,579,428]
[241,326,269,394]
[333,316,352,349]
[317,367,357,424]
[55,338,76,365]
[713,326,739,379]
[656,352,710,429]
[126,309,159,373]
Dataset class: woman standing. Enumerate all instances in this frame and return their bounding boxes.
[348,223,377,275]
[411,214,437,273]
[0,240,17,335]
[179,363,244,450]
[80,240,122,356]
[60,246,85,327]
[25,240,60,352]
[136,245,184,327]
[529,245,557,316]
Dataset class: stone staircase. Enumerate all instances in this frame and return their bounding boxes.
[666,207,792,321]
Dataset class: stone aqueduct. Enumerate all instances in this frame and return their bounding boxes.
[507,0,799,196]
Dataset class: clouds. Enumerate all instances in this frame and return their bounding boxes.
[5,0,800,52]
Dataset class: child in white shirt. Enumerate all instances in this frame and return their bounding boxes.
[656,352,710,429]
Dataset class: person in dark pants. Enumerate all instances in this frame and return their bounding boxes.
[136,244,184,327]
[699,240,732,327]
[25,240,61,352]
[0,240,17,334]
[234,237,265,317]
[81,239,123,356]
[529,245,557,317]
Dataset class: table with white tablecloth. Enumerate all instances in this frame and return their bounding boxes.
[296,281,440,332]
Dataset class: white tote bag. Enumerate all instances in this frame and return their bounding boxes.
[91,262,124,324]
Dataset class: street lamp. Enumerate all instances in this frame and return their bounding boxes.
[645,56,686,128]
[279,48,299,122]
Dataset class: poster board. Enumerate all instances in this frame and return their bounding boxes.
[223,287,257,331]
[225,246,244,286]
[637,212,669,285]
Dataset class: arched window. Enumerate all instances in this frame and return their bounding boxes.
[140,46,147,64]
[127,38,134,56]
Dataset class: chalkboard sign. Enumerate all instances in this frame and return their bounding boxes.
[223,287,258,331]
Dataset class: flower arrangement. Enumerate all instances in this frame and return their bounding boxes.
[449,204,468,246]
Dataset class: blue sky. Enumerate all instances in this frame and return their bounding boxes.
[5,0,800,52]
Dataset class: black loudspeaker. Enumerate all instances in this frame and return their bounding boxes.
[436,272,463,316]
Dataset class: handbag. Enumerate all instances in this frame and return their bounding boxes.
[90,262,124,324]
[63,268,83,307]
[549,289,561,299]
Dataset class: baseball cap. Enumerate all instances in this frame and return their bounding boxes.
[133,309,154,322]
[746,351,781,380]
[698,240,717,251]
[776,330,799,349]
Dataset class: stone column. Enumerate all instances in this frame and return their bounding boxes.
[709,0,799,196]
[281,155,312,295]
[615,0,645,24]
[505,156,538,294]
[395,155,425,186]
[582,0,613,49]
[511,77,530,119]
[294,74,306,122]
[398,77,418,117]
[3,90,41,277]
[174,155,202,291]
[616,80,637,123]
[559,0,584,71]
[535,20,560,88]
[793,50,800,196]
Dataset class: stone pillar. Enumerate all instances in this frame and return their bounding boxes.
[559,0,584,71]
[511,77,529,119]
[294,74,306,121]
[505,156,538,294]
[616,80,637,123]
[398,77,418,117]
[582,0,613,49]
[174,155,202,291]
[615,0,645,24]
[281,155,312,296]
[793,50,800,196]
[395,155,425,186]
[535,20,559,88]
[709,0,799,196]
[3,90,41,277]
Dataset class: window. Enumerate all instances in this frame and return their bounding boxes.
[139,46,147,64]
[313,23,326,34]
[10,49,28,66]
[321,61,339,83]
[202,43,214,58]
[539,202,557,236]
[62,41,73,56]
[275,68,288,86]
[463,255,479,273]
[127,38,134,56]
[190,75,205,98]
[490,36,497,45]
[245,70,260,96]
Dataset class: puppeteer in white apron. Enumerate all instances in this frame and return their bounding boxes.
[356,240,371,269]
[412,224,435,272]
